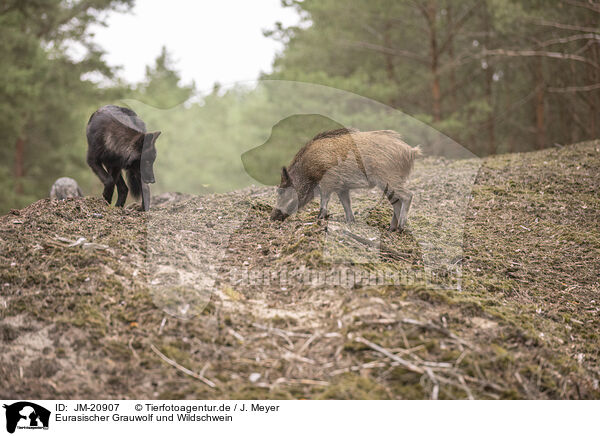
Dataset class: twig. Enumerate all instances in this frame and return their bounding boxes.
[274,377,329,387]
[338,229,412,262]
[228,328,245,342]
[400,318,472,348]
[426,368,439,400]
[463,375,505,392]
[282,351,316,365]
[128,337,139,361]
[199,362,210,379]
[329,361,388,377]
[158,317,166,335]
[514,371,534,398]
[352,335,424,375]
[150,343,217,388]
[458,375,474,400]
[297,332,320,355]
[252,323,311,338]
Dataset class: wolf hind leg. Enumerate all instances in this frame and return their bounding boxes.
[87,157,114,204]
[111,167,128,207]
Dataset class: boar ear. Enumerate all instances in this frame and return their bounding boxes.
[281,167,291,186]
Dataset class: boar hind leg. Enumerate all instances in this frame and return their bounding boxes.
[384,185,412,231]
[338,189,355,223]
[318,190,331,220]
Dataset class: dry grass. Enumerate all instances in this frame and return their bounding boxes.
[0,141,598,399]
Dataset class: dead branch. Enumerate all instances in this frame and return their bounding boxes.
[563,0,600,14]
[338,228,412,262]
[548,82,600,93]
[538,33,600,48]
[252,323,311,338]
[425,367,439,400]
[534,19,600,34]
[481,48,599,69]
[329,361,389,377]
[227,328,245,342]
[352,335,425,375]
[340,39,428,64]
[438,2,481,56]
[297,332,320,355]
[400,318,472,348]
[274,377,329,387]
[150,343,217,389]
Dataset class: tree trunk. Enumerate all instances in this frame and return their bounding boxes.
[446,2,458,114]
[589,42,599,138]
[534,57,546,150]
[483,5,495,154]
[14,136,25,194]
[427,1,442,122]
[383,20,395,83]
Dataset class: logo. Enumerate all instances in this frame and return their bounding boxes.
[2,402,50,434]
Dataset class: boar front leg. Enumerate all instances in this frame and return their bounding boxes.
[385,185,413,231]
[384,185,413,231]
[318,190,331,220]
[397,189,413,231]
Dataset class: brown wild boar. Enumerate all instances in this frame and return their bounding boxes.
[270,128,420,231]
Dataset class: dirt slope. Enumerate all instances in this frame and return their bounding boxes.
[0,142,598,399]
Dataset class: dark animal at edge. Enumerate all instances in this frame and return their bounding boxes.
[86,105,160,211]
[271,128,421,231]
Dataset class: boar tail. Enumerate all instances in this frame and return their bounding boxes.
[403,145,422,174]
[126,168,142,199]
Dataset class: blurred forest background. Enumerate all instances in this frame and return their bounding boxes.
[2,0,600,213]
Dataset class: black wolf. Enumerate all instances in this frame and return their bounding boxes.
[86,105,161,211]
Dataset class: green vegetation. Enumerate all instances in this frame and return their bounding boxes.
[3,0,600,214]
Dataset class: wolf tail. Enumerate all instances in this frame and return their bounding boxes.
[126,168,142,199]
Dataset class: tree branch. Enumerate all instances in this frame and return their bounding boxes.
[563,0,600,14]
[438,2,481,55]
[481,48,599,69]
[548,82,600,92]
[533,19,600,34]
[341,39,429,64]
[537,33,600,48]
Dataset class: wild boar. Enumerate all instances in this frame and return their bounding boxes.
[271,128,420,231]
[86,105,161,211]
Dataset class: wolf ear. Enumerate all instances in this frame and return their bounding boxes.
[281,167,291,187]
[152,131,161,142]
